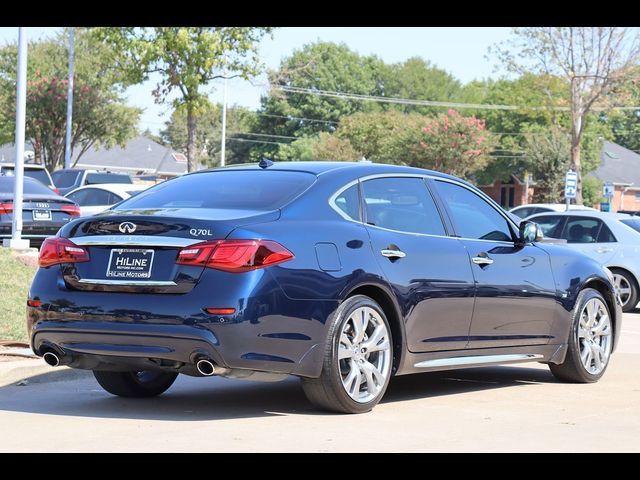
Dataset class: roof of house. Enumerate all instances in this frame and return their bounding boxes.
[0,136,193,176]
[590,141,640,186]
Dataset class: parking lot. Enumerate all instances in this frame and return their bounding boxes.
[0,311,637,453]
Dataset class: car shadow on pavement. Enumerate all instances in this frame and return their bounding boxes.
[0,364,558,421]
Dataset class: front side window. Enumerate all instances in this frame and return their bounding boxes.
[562,217,612,244]
[434,180,513,242]
[362,177,445,236]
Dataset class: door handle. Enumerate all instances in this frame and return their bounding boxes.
[472,255,494,266]
[381,249,406,259]
[595,248,613,253]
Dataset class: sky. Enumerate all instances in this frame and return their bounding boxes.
[0,27,513,135]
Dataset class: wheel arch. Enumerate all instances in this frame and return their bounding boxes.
[345,283,405,375]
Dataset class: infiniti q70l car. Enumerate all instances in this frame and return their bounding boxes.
[27,161,622,413]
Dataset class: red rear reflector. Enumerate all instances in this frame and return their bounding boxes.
[39,237,90,267]
[27,299,42,308]
[53,187,60,194]
[205,308,236,315]
[177,240,294,272]
[0,203,13,214]
[61,204,81,216]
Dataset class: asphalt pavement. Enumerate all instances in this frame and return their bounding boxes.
[1,311,639,452]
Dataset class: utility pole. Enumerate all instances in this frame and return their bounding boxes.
[64,27,75,169]
[220,71,228,167]
[5,27,30,250]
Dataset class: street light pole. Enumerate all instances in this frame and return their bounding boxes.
[64,27,75,169]
[220,72,228,167]
[5,27,30,250]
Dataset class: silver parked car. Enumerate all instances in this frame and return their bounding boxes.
[528,211,640,311]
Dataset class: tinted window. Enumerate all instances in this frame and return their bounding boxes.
[0,176,54,196]
[562,217,605,244]
[533,215,565,238]
[52,170,81,188]
[621,218,640,234]
[434,180,513,242]
[511,206,537,219]
[68,188,119,206]
[334,184,360,221]
[117,171,315,211]
[598,223,616,243]
[2,166,51,186]
[86,173,132,184]
[362,177,445,235]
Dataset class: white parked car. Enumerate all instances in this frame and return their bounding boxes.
[509,203,598,220]
[528,210,640,311]
[65,183,149,217]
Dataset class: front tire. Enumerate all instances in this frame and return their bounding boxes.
[549,288,613,383]
[301,295,393,414]
[93,370,178,398]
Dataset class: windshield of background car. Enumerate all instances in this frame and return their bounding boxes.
[0,177,55,195]
[2,166,51,186]
[620,218,640,234]
[115,170,316,211]
[52,170,81,188]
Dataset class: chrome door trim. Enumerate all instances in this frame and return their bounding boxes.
[472,256,494,265]
[381,249,406,258]
[70,235,195,247]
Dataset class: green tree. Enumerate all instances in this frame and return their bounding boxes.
[95,27,273,171]
[161,103,257,166]
[495,27,640,203]
[582,176,604,207]
[0,29,139,171]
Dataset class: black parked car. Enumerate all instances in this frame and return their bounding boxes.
[27,162,622,413]
[0,176,80,247]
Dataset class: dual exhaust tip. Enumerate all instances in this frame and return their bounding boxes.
[43,348,218,377]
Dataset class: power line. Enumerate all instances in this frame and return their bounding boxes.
[227,138,288,146]
[274,85,640,112]
[228,131,297,140]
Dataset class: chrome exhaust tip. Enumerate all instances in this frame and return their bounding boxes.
[196,359,216,376]
[43,351,60,367]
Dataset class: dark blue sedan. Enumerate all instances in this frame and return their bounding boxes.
[27,162,622,413]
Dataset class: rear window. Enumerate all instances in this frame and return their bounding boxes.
[52,170,81,188]
[0,176,54,195]
[2,166,51,186]
[86,173,132,184]
[620,218,640,234]
[116,170,316,211]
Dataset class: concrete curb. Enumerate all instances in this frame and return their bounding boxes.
[0,358,91,388]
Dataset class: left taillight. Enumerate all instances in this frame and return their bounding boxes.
[61,204,81,216]
[176,239,294,272]
[0,203,13,214]
[39,237,90,267]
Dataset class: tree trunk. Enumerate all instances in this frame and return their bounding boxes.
[570,79,584,204]
[186,106,197,173]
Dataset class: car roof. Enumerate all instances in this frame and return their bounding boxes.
[0,163,48,170]
[529,210,633,220]
[199,161,459,180]
[66,183,148,196]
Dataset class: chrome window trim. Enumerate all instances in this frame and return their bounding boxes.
[77,279,177,287]
[328,172,521,245]
[70,235,196,247]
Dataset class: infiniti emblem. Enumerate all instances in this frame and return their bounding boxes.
[119,222,137,234]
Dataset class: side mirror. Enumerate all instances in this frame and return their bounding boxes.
[518,220,543,245]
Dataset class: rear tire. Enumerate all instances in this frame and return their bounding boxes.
[301,295,393,414]
[549,288,613,383]
[611,268,638,312]
[93,370,178,398]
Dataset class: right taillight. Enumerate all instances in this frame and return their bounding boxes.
[0,203,13,214]
[176,239,294,272]
[39,237,90,267]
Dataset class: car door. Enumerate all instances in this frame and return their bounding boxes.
[559,216,619,264]
[432,179,558,349]
[361,177,476,353]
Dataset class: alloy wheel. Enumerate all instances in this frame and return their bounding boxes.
[612,273,632,308]
[578,297,612,375]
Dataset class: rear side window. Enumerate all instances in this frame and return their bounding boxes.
[333,184,360,221]
[86,173,132,184]
[116,170,316,211]
[52,170,81,188]
[620,218,640,234]
[362,177,445,236]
